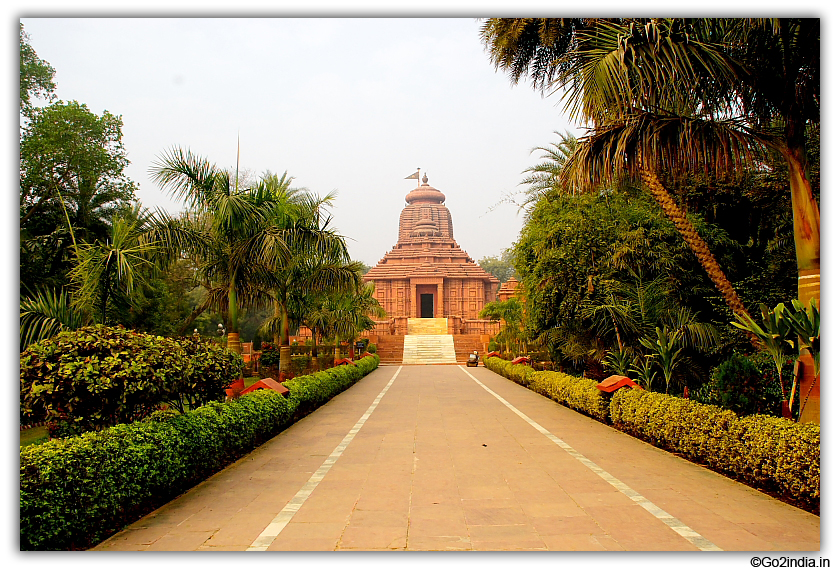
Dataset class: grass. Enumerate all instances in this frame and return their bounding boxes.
[20,426,49,448]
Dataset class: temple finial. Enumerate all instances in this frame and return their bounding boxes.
[422,173,428,184]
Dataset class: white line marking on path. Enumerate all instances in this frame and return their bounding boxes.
[458,366,722,552]
[247,366,404,551]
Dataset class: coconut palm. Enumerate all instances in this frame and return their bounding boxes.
[482,17,820,334]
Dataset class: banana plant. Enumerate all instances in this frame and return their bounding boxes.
[731,303,796,413]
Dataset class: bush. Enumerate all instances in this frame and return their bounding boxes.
[610,388,819,510]
[20,325,243,434]
[696,352,789,417]
[259,343,281,368]
[483,356,609,421]
[20,354,380,550]
[484,354,819,510]
[367,343,377,354]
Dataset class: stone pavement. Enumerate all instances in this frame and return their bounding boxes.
[93,364,820,551]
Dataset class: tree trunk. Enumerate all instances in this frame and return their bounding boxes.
[640,169,760,349]
[784,147,820,424]
[785,147,820,307]
[279,345,291,375]
[227,331,242,355]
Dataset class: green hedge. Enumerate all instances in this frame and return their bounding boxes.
[483,356,610,421]
[609,388,819,510]
[20,326,243,432]
[483,355,819,511]
[20,354,380,551]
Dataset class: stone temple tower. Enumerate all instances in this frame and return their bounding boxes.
[364,174,500,321]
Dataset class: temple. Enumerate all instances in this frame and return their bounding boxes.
[359,174,501,363]
[364,174,499,325]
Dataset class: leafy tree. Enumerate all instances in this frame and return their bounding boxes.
[513,188,731,377]
[19,23,56,117]
[478,251,516,284]
[20,102,138,294]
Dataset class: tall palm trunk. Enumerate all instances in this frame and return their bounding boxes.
[279,299,291,374]
[785,144,820,423]
[639,169,760,350]
[227,283,241,355]
[784,148,820,307]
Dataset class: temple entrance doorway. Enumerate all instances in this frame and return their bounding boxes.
[420,294,434,318]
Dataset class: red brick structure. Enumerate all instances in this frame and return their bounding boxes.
[497,276,522,302]
[364,174,500,326]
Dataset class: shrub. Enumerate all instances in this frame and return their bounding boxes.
[290,355,309,376]
[20,325,243,434]
[258,343,280,368]
[696,352,789,417]
[20,354,380,550]
[172,333,245,411]
[367,343,377,354]
[483,356,609,421]
[609,387,819,510]
[484,355,819,510]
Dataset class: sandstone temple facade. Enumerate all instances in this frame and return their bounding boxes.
[363,174,500,333]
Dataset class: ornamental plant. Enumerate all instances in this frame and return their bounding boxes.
[20,325,243,434]
[731,299,820,416]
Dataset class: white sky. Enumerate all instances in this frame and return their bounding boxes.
[19,17,582,267]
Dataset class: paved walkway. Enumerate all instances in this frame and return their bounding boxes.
[93,365,819,551]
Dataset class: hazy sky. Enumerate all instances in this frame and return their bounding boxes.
[20,17,582,266]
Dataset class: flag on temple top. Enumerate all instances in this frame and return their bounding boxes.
[404,170,420,180]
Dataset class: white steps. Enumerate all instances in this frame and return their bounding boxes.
[402,334,457,364]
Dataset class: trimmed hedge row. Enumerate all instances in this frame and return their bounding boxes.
[20,354,380,551]
[21,326,244,433]
[483,356,610,421]
[482,355,819,511]
[610,388,819,509]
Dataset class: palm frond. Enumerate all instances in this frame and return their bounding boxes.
[20,288,89,350]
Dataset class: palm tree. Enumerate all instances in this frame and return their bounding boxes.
[482,17,820,332]
[68,205,158,324]
[20,288,90,350]
[253,173,361,371]
[149,147,278,354]
[479,298,526,354]
[310,282,386,361]
[519,130,578,215]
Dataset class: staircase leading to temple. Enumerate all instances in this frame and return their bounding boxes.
[402,334,457,364]
[398,318,457,364]
[374,322,486,365]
